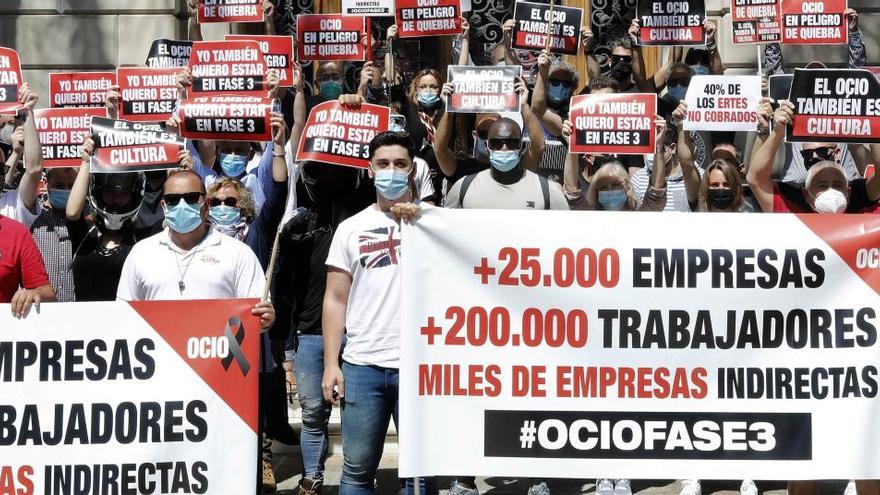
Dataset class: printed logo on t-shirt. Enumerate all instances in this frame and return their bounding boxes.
[358,226,401,268]
[526,201,536,208]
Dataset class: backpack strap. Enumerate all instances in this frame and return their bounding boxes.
[539,175,551,210]
[458,173,479,208]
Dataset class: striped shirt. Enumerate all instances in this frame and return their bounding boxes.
[631,165,703,212]
[29,207,75,302]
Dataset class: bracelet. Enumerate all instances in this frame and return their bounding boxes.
[273,151,286,158]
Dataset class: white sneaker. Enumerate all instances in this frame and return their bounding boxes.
[740,479,758,495]
[680,479,701,495]
[614,479,632,495]
[845,480,858,495]
[596,479,615,495]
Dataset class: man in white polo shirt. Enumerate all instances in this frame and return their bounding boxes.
[116,170,275,329]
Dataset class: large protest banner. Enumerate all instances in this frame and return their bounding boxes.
[189,40,267,97]
[35,107,107,168]
[684,75,761,132]
[343,0,393,16]
[0,48,24,115]
[49,72,116,109]
[637,0,706,46]
[787,68,880,144]
[146,38,193,68]
[781,0,847,45]
[396,0,462,38]
[296,101,389,169]
[198,0,263,23]
[117,67,179,122]
[569,93,655,155]
[177,95,275,142]
[400,208,880,479]
[226,35,296,86]
[0,299,259,494]
[511,1,583,55]
[90,117,184,173]
[296,15,370,62]
[447,66,521,113]
[731,0,783,44]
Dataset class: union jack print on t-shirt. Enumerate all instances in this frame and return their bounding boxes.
[358,226,401,268]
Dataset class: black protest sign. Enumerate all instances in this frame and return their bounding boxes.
[177,95,275,142]
[90,117,184,173]
[637,0,706,46]
[146,39,193,68]
[447,65,521,113]
[787,69,880,144]
[769,74,793,103]
[511,1,583,55]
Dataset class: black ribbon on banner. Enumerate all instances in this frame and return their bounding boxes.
[221,316,251,376]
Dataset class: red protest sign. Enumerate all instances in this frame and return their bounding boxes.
[511,1,584,55]
[227,35,296,86]
[396,0,462,38]
[90,117,184,173]
[296,15,370,62]
[731,0,783,44]
[0,48,23,115]
[569,93,656,155]
[189,40,268,97]
[35,107,107,168]
[49,72,116,108]
[197,0,263,23]
[781,0,847,45]
[117,67,179,122]
[447,65,521,113]
[177,95,275,142]
[296,101,390,169]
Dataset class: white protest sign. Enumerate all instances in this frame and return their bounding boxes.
[684,75,761,132]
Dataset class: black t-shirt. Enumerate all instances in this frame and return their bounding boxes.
[68,218,134,302]
[777,179,874,213]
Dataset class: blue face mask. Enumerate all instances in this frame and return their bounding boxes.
[319,80,343,100]
[220,153,248,178]
[489,150,520,172]
[690,65,710,76]
[665,85,688,104]
[49,188,70,210]
[417,91,440,108]
[548,84,572,104]
[209,205,241,226]
[598,189,628,210]
[164,200,203,234]
[373,169,410,200]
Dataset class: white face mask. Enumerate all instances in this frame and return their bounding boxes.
[812,188,847,213]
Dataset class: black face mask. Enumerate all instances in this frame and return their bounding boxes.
[610,60,632,80]
[707,188,735,210]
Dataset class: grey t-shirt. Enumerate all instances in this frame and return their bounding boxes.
[443,169,570,210]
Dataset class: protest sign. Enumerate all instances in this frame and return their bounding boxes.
[117,67,179,122]
[227,35,296,86]
[684,75,761,132]
[787,68,880,144]
[296,15,370,62]
[447,65,521,113]
[296,100,390,169]
[400,208,880,479]
[35,107,107,168]
[730,0,783,44]
[146,38,193,68]
[343,0,393,16]
[769,74,794,103]
[177,95,275,142]
[396,0,462,38]
[197,0,263,23]
[48,72,116,109]
[189,40,268,97]
[781,0,847,45]
[511,1,583,55]
[866,67,880,81]
[568,93,656,155]
[0,47,22,115]
[0,299,259,494]
[637,0,706,46]
[90,117,184,173]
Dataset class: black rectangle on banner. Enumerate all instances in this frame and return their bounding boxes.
[787,68,880,144]
[484,410,811,460]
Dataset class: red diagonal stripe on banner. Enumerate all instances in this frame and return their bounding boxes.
[796,214,880,297]
[127,299,260,433]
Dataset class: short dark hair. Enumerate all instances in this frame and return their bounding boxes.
[589,75,619,92]
[368,131,416,160]
[167,169,206,195]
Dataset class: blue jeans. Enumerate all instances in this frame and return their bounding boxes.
[339,362,436,495]
[293,333,332,480]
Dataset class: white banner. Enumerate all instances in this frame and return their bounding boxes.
[400,209,880,479]
[0,299,259,493]
[684,75,761,132]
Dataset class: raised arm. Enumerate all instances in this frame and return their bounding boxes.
[704,20,724,74]
[18,84,43,212]
[67,137,94,222]
[187,0,202,41]
[640,114,669,211]
[531,49,564,135]
[290,63,306,154]
[457,17,471,66]
[748,101,793,212]
[384,25,400,85]
[501,20,520,66]
[435,82,459,177]
[846,9,866,69]
[628,20,653,92]
[518,77,544,172]
[263,0,276,35]
[670,102,700,205]
[581,26,601,80]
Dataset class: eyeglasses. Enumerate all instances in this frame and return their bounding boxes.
[163,192,203,206]
[801,147,835,162]
[209,197,239,208]
[667,78,691,88]
[549,79,574,88]
[487,138,521,151]
[611,55,633,65]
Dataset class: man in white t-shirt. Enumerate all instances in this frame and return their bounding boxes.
[116,170,275,330]
[1,83,44,227]
[322,131,434,495]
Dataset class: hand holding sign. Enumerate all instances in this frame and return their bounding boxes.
[20,82,38,112]
[846,8,859,32]
[105,85,120,119]
[775,100,795,127]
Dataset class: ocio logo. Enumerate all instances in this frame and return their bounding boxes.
[855,248,880,269]
[186,336,230,359]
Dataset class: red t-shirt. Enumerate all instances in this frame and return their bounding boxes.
[0,215,51,302]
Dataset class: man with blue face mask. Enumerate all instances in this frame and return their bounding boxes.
[29,167,78,302]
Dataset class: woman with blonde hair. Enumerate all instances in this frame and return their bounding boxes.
[207,177,257,240]
[698,159,745,212]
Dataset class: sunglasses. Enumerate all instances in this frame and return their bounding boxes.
[611,55,633,65]
[801,147,835,162]
[163,192,203,206]
[487,138,522,151]
[549,79,574,89]
[667,78,691,88]
[209,197,238,208]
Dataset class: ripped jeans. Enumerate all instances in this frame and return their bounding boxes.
[293,333,337,480]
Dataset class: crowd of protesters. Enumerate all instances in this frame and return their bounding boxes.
[2,0,879,494]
